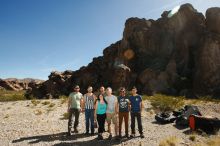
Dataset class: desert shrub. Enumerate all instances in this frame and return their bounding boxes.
[0,90,26,101]
[59,95,68,104]
[189,135,196,141]
[206,136,220,146]
[41,101,51,105]
[48,103,55,108]
[198,96,220,103]
[31,99,41,106]
[159,136,180,146]
[143,94,185,112]
[34,109,42,115]
[60,112,69,120]
[4,114,9,119]
[192,136,220,146]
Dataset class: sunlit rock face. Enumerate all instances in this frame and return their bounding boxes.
[28,3,220,98]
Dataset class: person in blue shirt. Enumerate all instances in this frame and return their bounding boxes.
[129,86,144,138]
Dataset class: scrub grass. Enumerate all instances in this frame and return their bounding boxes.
[31,99,41,106]
[159,136,180,146]
[41,101,51,105]
[34,109,43,115]
[143,94,185,112]
[0,90,26,102]
[60,112,69,120]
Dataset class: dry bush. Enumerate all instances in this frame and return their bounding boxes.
[159,136,180,146]
[0,90,25,101]
[60,112,69,120]
[41,101,51,105]
[31,99,41,106]
[34,109,42,115]
[143,94,185,112]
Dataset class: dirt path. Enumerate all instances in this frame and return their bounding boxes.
[0,99,219,146]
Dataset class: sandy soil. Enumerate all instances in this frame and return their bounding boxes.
[0,99,219,146]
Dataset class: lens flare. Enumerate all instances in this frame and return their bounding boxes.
[124,49,134,60]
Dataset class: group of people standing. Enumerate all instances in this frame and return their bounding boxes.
[67,85,144,141]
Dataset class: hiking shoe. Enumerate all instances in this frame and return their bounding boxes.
[85,132,89,135]
[97,134,103,141]
[130,134,135,138]
[107,134,112,140]
[73,128,79,133]
[125,134,129,139]
[67,132,71,136]
[140,134,145,138]
[90,132,95,136]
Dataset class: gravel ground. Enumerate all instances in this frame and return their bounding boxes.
[0,99,219,146]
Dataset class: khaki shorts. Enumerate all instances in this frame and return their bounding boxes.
[106,113,118,124]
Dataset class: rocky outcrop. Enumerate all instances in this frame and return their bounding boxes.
[0,78,43,91]
[28,3,220,98]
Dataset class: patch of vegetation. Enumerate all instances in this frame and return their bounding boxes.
[198,96,220,103]
[46,108,54,113]
[48,103,55,108]
[143,94,185,112]
[159,136,180,146]
[192,136,220,146]
[34,109,43,115]
[0,90,26,102]
[4,114,9,119]
[31,99,41,106]
[189,135,196,141]
[206,136,220,146]
[41,101,51,105]
[59,95,68,104]
[60,112,69,120]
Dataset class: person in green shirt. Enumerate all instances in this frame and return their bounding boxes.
[67,85,83,135]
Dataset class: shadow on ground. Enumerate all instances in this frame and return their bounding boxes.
[12,132,129,146]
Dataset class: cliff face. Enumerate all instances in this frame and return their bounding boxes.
[28,4,220,98]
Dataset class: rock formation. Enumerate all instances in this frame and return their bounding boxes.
[0,78,43,91]
[27,4,220,98]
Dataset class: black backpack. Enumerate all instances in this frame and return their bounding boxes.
[175,105,202,126]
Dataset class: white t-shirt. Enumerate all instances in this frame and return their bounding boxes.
[105,95,117,113]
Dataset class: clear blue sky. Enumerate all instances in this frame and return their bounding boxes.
[0,0,219,80]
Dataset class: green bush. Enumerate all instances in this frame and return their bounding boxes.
[0,90,26,102]
[60,112,69,120]
[144,94,185,112]
[59,95,68,104]
[31,99,41,106]
[48,103,55,108]
[189,135,196,141]
[41,101,51,105]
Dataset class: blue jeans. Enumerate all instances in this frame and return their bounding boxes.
[85,109,94,133]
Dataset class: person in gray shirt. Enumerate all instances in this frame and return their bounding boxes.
[105,87,119,140]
